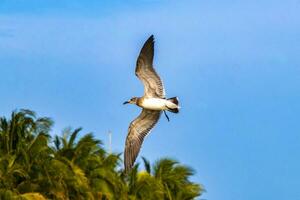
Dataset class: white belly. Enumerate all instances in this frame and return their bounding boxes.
[141,98,177,111]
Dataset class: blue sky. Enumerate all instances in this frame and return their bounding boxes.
[1,0,300,199]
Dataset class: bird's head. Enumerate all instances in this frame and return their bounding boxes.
[123,97,139,105]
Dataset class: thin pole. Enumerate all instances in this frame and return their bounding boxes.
[108,130,112,154]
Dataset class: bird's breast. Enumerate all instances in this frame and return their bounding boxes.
[140,98,169,110]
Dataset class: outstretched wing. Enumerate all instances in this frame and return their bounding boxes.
[124,109,161,172]
[135,35,165,98]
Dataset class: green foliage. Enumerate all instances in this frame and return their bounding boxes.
[0,109,204,199]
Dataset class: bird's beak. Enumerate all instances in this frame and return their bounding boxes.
[123,101,129,105]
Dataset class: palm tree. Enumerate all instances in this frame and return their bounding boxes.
[53,127,127,199]
[141,157,204,200]
[0,109,52,154]
[125,157,203,200]
[126,163,164,200]
[0,109,203,199]
[0,110,52,199]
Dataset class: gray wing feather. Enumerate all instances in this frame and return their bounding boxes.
[135,35,165,98]
[124,109,161,172]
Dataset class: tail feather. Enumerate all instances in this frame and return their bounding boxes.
[167,97,180,113]
[168,107,179,113]
[168,97,179,106]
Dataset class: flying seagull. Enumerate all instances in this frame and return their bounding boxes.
[123,35,180,172]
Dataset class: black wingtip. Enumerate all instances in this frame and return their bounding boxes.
[147,35,154,43]
[137,35,155,66]
[140,35,155,50]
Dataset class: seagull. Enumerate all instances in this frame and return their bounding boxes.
[123,35,180,172]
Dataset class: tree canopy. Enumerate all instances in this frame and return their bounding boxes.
[0,109,204,199]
